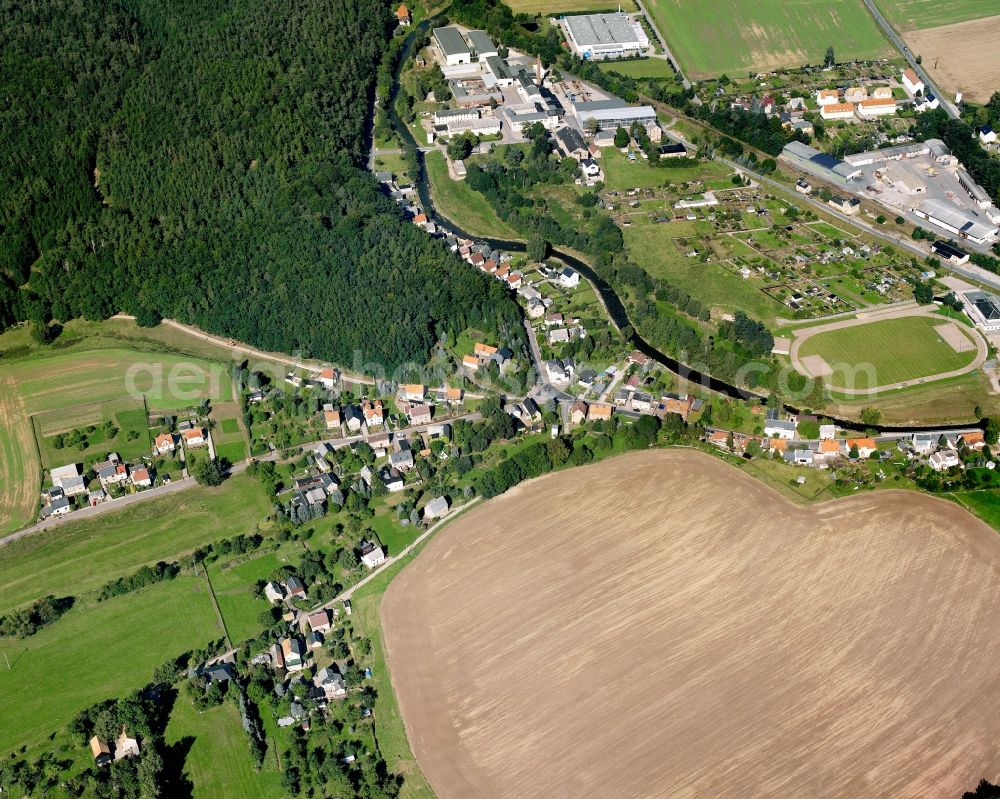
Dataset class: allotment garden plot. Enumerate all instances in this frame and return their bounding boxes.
[614,181,919,325]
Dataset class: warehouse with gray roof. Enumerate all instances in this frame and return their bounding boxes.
[780,141,863,187]
[561,12,649,60]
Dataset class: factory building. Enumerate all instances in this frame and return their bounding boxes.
[780,141,863,188]
[913,199,998,245]
[433,26,472,66]
[562,12,649,60]
[571,98,656,130]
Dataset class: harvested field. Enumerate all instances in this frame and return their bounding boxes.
[383,450,1000,799]
[0,377,38,534]
[903,17,1000,104]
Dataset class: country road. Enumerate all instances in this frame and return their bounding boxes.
[860,0,959,119]
[208,497,483,666]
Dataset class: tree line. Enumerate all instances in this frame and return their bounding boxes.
[1,0,522,372]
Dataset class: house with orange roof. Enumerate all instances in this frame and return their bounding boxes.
[474,342,498,359]
[570,401,588,425]
[323,404,341,430]
[857,97,896,117]
[153,432,175,455]
[959,430,985,450]
[707,430,729,448]
[768,438,788,453]
[412,213,428,225]
[316,367,337,389]
[820,102,855,121]
[462,354,479,370]
[816,88,840,106]
[182,428,206,448]
[445,386,464,404]
[846,437,876,458]
[395,3,411,26]
[400,383,425,401]
[587,403,612,422]
[362,400,384,428]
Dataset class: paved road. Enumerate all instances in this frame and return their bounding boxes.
[860,0,959,119]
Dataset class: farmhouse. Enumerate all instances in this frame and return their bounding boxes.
[828,195,860,215]
[816,89,839,106]
[764,418,797,440]
[316,367,338,389]
[400,384,426,401]
[561,12,648,60]
[113,729,140,762]
[588,403,613,422]
[929,450,962,472]
[89,736,112,767]
[395,3,411,26]
[901,68,924,96]
[281,637,307,672]
[264,581,285,603]
[360,541,386,569]
[423,496,450,520]
[286,576,307,599]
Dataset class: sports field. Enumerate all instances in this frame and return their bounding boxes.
[0,473,270,614]
[794,313,980,391]
[0,577,222,753]
[382,450,1000,798]
[648,0,894,78]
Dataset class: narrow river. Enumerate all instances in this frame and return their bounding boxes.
[380,16,981,434]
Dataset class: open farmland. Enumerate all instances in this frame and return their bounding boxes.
[792,309,983,392]
[874,0,998,30]
[382,450,1000,799]
[648,0,894,78]
[0,577,221,753]
[902,17,1000,104]
[0,473,269,613]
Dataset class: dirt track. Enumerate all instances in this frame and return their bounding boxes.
[382,450,1000,799]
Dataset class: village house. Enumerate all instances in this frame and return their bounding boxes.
[557,267,580,288]
[95,455,129,488]
[281,637,307,672]
[264,581,285,603]
[362,399,384,429]
[89,736,112,767]
[764,417,797,440]
[395,3,411,26]
[360,541,386,569]
[462,354,480,370]
[87,488,106,507]
[389,442,415,471]
[544,312,564,327]
[816,88,839,106]
[423,496,449,521]
[314,666,347,701]
[344,406,364,433]
[366,432,391,458]
[960,431,986,450]
[901,68,924,97]
[407,403,433,426]
[182,427,206,448]
[658,394,692,420]
[323,404,342,430]
[819,424,836,440]
[847,437,877,458]
[316,367,338,389]
[380,466,405,492]
[911,433,937,455]
[286,576,307,600]
[400,384,426,402]
[307,609,332,633]
[113,728,140,762]
[570,401,588,425]
[51,463,88,497]
[816,439,843,462]
[153,432,175,455]
[130,466,152,488]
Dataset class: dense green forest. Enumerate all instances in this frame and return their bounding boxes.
[1,0,522,370]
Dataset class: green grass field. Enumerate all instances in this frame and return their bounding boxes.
[600,148,730,192]
[874,0,999,30]
[165,698,284,798]
[506,0,635,12]
[797,314,978,391]
[425,150,522,239]
[0,577,222,754]
[208,546,303,644]
[648,0,895,77]
[33,398,152,471]
[953,490,1000,530]
[0,473,271,614]
[623,226,786,322]
[599,58,677,79]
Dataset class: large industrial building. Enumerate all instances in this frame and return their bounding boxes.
[433,26,472,66]
[561,12,649,60]
[780,141,863,188]
[571,98,656,130]
[913,199,998,245]
[961,290,1000,332]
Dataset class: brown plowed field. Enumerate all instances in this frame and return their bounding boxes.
[904,17,1000,104]
[382,450,1000,799]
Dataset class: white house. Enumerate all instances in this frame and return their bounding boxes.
[557,268,580,288]
[929,450,961,471]
[980,126,997,145]
[901,68,924,96]
[820,102,855,121]
[423,496,450,520]
[359,541,386,570]
[264,581,285,603]
[816,89,839,106]
[856,98,896,117]
[764,419,797,440]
